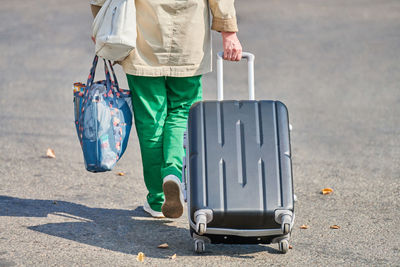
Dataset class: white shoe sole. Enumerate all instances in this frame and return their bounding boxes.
[143,201,165,218]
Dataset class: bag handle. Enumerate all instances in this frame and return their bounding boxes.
[86,56,100,88]
[86,56,119,91]
[106,60,120,91]
[102,58,114,92]
[216,51,255,101]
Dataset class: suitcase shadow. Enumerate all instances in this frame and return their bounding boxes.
[0,195,280,258]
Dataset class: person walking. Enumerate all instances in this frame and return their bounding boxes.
[90,0,242,218]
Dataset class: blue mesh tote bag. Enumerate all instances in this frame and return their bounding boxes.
[73,56,132,172]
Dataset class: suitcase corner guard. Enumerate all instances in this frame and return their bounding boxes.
[194,209,213,235]
[274,210,295,235]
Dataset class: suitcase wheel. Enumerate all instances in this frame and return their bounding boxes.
[278,239,289,254]
[194,239,205,253]
[283,223,290,235]
[198,223,206,235]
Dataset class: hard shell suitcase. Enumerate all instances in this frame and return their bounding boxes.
[182,52,295,253]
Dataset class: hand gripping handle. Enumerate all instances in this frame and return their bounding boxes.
[216,51,255,101]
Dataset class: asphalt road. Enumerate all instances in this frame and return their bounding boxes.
[0,0,399,266]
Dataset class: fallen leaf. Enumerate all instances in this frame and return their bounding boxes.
[330,225,340,229]
[289,245,293,249]
[137,252,145,262]
[157,243,169,249]
[300,224,309,229]
[170,254,177,260]
[321,188,333,195]
[117,172,125,176]
[46,148,56,158]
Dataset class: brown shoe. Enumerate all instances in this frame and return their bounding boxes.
[161,175,184,218]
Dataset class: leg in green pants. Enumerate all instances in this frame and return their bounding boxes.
[126,75,202,212]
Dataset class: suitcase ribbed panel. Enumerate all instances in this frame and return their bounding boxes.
[255,102,263,146]
[236,120,246,187]
[217,102,224,146]
[276,102,293,207]
[188,101,293,230]
[258,158,266,211]
[218,158,226,212]
[200,103,208,207]
[259,101,281,210]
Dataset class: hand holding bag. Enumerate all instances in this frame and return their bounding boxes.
[92,0,136,61]
[73,56,133,172]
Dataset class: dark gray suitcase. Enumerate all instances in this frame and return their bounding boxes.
[182,52,295,253]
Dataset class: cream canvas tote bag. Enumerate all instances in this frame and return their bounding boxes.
[92,0,136,61]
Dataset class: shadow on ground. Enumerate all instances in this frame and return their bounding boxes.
[0,196,280,258]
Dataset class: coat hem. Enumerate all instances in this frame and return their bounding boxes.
[122,64,212,77]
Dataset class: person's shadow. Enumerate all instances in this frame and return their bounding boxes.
[0,195,278,258]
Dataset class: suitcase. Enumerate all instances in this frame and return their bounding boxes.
[182,52,295,253]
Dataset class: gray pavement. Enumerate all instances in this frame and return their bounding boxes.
[0,0,399,266]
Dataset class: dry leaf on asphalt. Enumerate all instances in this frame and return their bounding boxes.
[330,225,340,229]
[46,148,56,158]
[117,172,125,176]
[157,243,169,249]
[170,254,177,260]
[321,188,333,195]
[300,224,309,229]
[137,252,145,262]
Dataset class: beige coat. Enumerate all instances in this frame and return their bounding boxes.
[90,0,237,77]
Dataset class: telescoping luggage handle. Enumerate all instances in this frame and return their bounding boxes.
[216,51,255,101]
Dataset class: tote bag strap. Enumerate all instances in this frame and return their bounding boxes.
[102,58,113,92]
[86,56,114,90]
[107,60,120,91]
[86,55,99,88]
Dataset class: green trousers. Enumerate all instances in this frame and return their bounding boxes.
[126,74,202,212]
